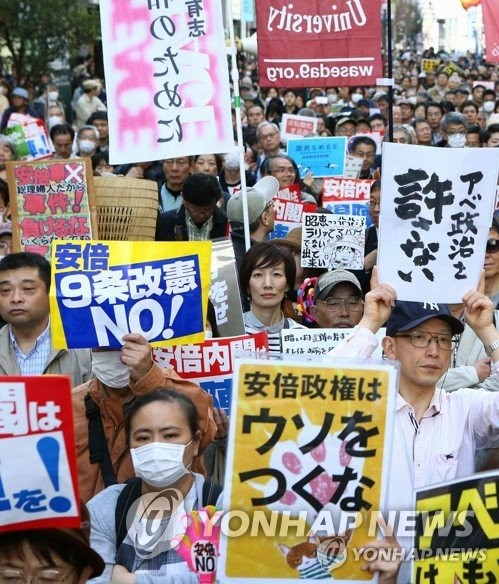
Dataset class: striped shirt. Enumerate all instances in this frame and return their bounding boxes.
[243,310,306,354]
[10,323,51,375]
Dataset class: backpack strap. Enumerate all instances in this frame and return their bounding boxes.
[115,477,143,550]
[202,480,223,507]
[84,393,117,488]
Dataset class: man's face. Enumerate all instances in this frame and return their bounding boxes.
[270,157,296,189]
[400,104,413,122]
[163,157,191,189]
[52,133,73,159]
[312,283,363,328]
[247,106,264,128]
[92,119,109,141]
[0,267,50,329]
[426,106,442,130]
[486,132,499,148]
[437,73,448,87]
[465,132,480,148]
[484,228,499,282]
[352,143,376,172]
[11,96,27,111]
[183,198,217,226]
[462,106,477,125]
[384,318,453,391]
[415,122,432,145]
[284,92,296,107]
[336,122,356,137]
[370,118,386,133]
[258,126,281,155]
[0,234,12,257]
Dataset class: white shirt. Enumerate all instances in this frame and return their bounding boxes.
[329,327,499,583]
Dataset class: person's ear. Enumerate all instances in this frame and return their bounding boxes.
[382,336,397,360]
[310,305,318,320]
[193,430,202,457]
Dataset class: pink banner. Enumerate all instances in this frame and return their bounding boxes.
[99,0,234,164]
[256,0,383,88]
[482,0,499,63]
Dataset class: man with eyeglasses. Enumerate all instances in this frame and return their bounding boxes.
[329,280,499,583]
[310,269,364,329]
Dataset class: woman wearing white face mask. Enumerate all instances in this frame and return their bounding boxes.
[72,332,217,505]
[87,389,222,583]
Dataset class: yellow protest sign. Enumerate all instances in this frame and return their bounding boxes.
[219,358,398,583]
[49,240,212,349]
[414,471,498,583]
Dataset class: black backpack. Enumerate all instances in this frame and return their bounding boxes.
[114,477,222,549]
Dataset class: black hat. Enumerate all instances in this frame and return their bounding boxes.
[386,301,464,337]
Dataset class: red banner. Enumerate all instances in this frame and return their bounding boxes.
[482,0,499,63]
[256,0,383,88]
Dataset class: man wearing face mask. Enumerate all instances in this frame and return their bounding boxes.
[75,124,99,158]
[439,111,468,149]
[72,333,216,503]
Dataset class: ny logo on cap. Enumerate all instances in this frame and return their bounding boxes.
[422,302,440,311]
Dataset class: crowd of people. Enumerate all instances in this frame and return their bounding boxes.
[0,44,498,583]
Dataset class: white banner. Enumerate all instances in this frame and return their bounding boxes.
[100,0,234,164]
[379,143,499,302]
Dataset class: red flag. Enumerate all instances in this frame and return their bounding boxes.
[256,0,383,88]
[482,0,499,62]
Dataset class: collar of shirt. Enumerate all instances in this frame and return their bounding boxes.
[9,321,51,375]
[244,310,285,333]
[185,212,213,241]
[395,387,442,416]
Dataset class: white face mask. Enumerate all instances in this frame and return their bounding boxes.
[78,139,96,154]
[351,93,363,104]
[328,94,338,104]
[448,133,466,148]
[48,116,64,129]
[48,91,59,101]
[483,101,495,113]
[91,351,130,388]
[131,441,193,488]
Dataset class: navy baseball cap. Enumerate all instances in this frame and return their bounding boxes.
[386,301,464,337]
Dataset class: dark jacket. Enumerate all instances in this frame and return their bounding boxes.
[155,204,228,241]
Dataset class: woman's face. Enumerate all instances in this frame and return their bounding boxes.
[248,261,288,309]
[0,539,85,583]
[129,401,197,463]
[193,155,218,176]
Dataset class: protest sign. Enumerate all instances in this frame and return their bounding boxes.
[256,0,383,88]
[210,239,245,338]
[323,177,374,228]
[269,198,317,241]
[378,143,499,302]
[277,184,301,203]
[343,154,363,179]
[281,114,318,141]
[414,471,498,583]
[99,0,234,165]
[287,137,347,178]
[5,113,52,160]
[421,58,440,73]
[6,158,97,260]
[281,327,385,360]
[483,0,499,63]
[219,358,397,582]
[302,212,366,269]
[0,376,80,532]
[153,331,268,415]
[50,240,212,349]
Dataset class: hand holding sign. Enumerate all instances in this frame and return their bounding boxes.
[120,333,153,383]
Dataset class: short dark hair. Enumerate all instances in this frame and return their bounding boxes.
[0,178,9,207]
[50,122,75,143]
[239,241,296,295]
[260,154,298,180]
[86,111,108,125]
[425,101,445,116]
[182,173,222,206]
[349,136,377,154]
[0,252,51,291]
[483,124,499,145]
[460,100,479,113]
[125,389,199,445]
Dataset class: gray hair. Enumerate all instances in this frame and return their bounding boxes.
[76,124,100,141]
[441,112,468,132]
[256,121,280,140]
[0,136,16,157]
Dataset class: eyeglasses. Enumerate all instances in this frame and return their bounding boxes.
[395,330,456,351]
[271,167,295,175]
[486,238,499,254]
[0,567,74,583]
[319,296,364,312]
[368,200,380,209]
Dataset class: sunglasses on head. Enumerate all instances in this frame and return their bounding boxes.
[486,238,499,253]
